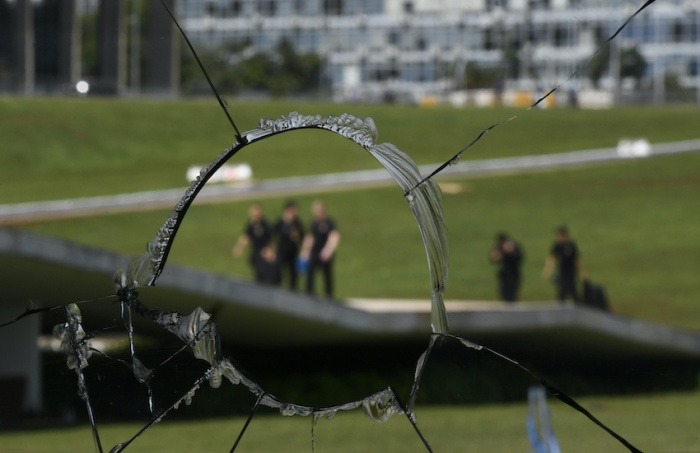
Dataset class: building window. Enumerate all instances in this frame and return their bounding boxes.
[528,0,549,10]
[206,2,219,17]
[260,1,277,16]
[672,21,684,43]
[324,0,343,16]
[388,29,400,46]
[486,0,508,11]
[230,1,241,16]
[553,26,567,47]
[484,27,498,50]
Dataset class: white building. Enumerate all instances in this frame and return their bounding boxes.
[174,1,699,101]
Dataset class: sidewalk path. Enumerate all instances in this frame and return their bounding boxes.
[1,138,698,224]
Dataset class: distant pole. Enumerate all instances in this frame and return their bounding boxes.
[454,57,467,90]
[14,0,34,95]
[146,0,180,96]
[696,9,700,108]
[609,1,623,106]
[652,11,665,105]
[130,0,141,94]
[610,41,621,105]
[99,0,127,95]
[58,0,81,88]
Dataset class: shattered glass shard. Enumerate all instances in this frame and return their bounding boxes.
[53,304,91,372]
[361,390,401,423]
[154,307,220,364]
[130,356,152,385]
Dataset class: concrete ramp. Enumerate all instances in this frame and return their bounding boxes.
[1,227,699,365]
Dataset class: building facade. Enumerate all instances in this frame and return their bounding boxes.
[1,0,698,102]
[179,0,700,103]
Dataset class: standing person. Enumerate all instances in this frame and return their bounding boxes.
[490,232,524,302]
[257,246,282,286]
[542,225,582,303]
[232,203,273,283]
[301,201,340,298]
[274,200,305,290]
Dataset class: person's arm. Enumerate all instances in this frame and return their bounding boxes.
[320,230,340,262]
[489,247,502,263]
[300,233,313,260]
[232,234,249,258]
[541,254,555,279]
[575,255,586,280]
[297,220,306,246]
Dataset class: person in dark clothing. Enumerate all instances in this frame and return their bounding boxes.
[542,225,582,303]
[274,200,305,290]
[232,203,273,283]
[490,232,524,302]
[257,246,282,286]
[301,201,340,298]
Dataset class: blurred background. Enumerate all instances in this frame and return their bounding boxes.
[1,0,700,105]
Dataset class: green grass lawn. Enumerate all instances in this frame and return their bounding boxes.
[1,389,698,452]
[2,98,700,203]
[23,150,700,330]
[3,98,700,327]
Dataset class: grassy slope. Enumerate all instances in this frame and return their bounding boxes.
[1,390,698,452]
[3,98,700,327]
[24,151,700,330]
[2,98,700,202]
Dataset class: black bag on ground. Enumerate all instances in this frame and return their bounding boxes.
[582,279,610,311]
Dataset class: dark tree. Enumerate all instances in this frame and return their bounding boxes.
[181,38,322,97]
[589,44,647,88]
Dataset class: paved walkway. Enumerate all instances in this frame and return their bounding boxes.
[346,298,549,312]
[1,138,698,224]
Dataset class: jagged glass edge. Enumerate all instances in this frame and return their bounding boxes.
[53,304,102,451]
[109,299,405,452]
[116,111,449,332]
[125,296,403,420]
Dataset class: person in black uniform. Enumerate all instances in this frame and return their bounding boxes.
[301,201,340,298]
[490,232,524,302]
[274,200,305,290]
[542,225,582,303]
[257,245,282,286]
[232,203,273,283]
